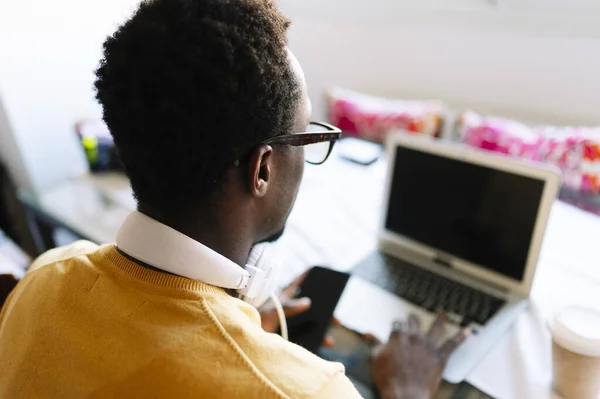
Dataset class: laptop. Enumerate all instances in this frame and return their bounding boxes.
[350,133,561,383]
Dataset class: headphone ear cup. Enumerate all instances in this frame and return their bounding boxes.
[241,244,280,308]
[247,244,265,267]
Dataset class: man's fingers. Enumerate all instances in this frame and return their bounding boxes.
[438,329,470,361]
[281,269,310,300]
[389,320,405,340]
[282,297,311,318]
[323,336,335,348]
[426,312,448,345]
[408,314,421,335]
[363,333,382,347]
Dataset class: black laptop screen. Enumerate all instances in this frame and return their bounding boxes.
[385,146,546,281]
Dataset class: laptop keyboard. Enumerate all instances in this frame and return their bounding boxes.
[353,253,505,326]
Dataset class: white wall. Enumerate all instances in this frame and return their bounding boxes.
[281,0,600,126]
[0,0,141,192]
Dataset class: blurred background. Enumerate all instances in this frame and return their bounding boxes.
[1,0,599,196]
[1,0,600,299]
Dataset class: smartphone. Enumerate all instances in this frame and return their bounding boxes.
[286,267,350,353]
[337,137,382,166]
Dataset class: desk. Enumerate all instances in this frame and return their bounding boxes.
[19,152,600,399]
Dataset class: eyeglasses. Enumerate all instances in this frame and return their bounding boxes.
[233,121,342,167]
[261,121,342,165]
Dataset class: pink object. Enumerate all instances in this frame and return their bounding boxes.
[458,110,600,194]
[327,87,445,143]
[458,111,540,160]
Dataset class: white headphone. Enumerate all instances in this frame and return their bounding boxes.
[116,212,288,338]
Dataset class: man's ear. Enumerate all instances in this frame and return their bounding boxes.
[247,144,273,198]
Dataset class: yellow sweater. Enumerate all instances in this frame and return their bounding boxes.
[0,242,361,398]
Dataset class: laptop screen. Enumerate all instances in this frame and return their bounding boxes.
[385,145,546,281]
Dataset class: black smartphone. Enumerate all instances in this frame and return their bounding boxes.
[337,137,382,166]
[286,267,350,353]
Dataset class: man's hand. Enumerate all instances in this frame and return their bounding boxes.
[259,271,311,334]
[370,313,470,399]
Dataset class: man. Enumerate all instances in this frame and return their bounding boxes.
[0,0,467,397]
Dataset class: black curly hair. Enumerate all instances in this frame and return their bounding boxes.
[94,0,300,210]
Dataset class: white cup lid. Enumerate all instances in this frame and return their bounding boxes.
[550,306,600,357]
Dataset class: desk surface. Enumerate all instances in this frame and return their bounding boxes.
[20,151,600,399]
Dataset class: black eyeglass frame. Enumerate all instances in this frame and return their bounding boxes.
[234,121,342,166]
[261,121,342,165]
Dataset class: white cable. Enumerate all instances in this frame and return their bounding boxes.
[270,292,288,341]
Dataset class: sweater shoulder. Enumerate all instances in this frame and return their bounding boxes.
[28,240,100,273]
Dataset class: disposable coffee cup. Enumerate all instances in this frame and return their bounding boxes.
[550,306,600,399]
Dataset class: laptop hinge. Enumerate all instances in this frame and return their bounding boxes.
[379,240,514,299]
[432,254,512,298]
[433,254,453,268]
